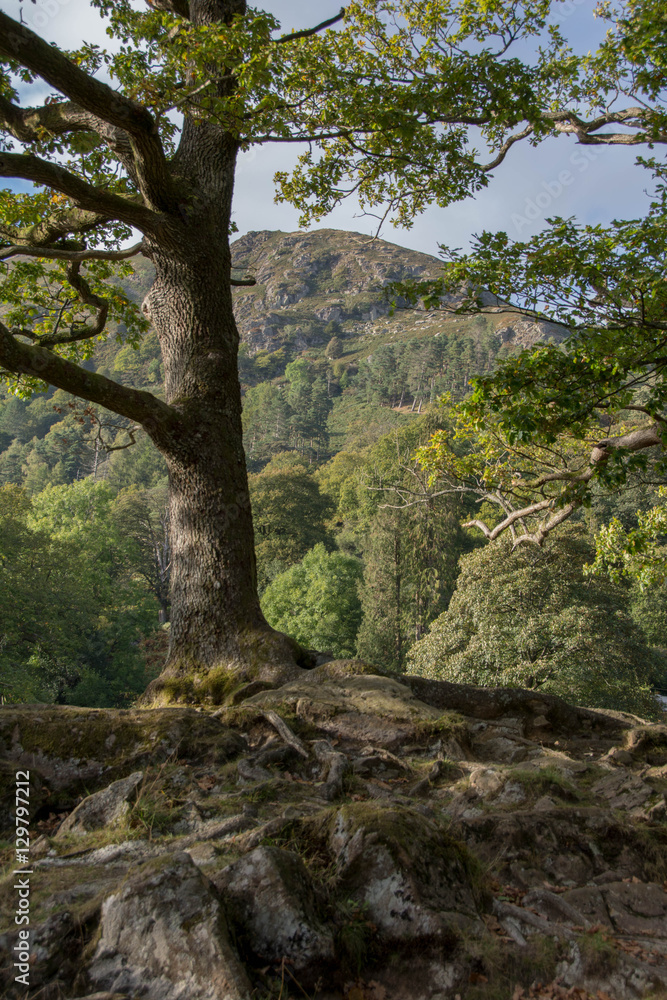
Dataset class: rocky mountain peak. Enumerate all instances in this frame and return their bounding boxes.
[230,229,563,357]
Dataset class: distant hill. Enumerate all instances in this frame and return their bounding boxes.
[229,228,564,359]
[0,228,569,488]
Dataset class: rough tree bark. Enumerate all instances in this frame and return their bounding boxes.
[141,134,311,698]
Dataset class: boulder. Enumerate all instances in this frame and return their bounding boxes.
[213,846,334,976]
[328,803,483,943]
[87,852,250,1000]
[591,769,657,812]
[56,771,144,837]
[602,880,667,937]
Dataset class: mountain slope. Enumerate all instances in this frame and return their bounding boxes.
[229,228,564,358]
[0,228,567,488]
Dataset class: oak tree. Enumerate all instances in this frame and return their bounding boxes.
[0,0,614,699]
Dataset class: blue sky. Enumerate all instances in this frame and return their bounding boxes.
[0,0,654,259]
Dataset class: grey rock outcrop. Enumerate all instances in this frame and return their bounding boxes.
[88,852,251,1000]
[1,670,665,1000]
[214,846,335,975]
[228,229,565,358]
[56,771,143,837]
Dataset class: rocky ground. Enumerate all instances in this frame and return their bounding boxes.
[1,662,666,1000]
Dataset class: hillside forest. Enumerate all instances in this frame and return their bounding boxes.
[2,231,666,719]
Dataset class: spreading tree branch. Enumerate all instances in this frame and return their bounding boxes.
[462,423,664,545]
[547,107,660,144]
[0,151,162,233]
[464,498,573,544]
[0,11,178,211]
[0,206,112,250]
[375,419,664,550]
[0,318,179,438]
[0,12,153,136]
[1,94,101,143]
[0,94,143,185]
[0,240,145,263]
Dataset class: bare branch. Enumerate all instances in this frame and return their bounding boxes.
[478,124,534,172]
[101,425,141,451]
[509,503,578,548]
[591,423,662,463]
[617,404,667,424]
[547,106,660,144]
[463,497,556,540]
[275,8,346,44]
[372,413,665,553]
[0,240,145,263]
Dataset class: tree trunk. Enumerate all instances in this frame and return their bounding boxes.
[394,531,402,672]
[140,124,311,704]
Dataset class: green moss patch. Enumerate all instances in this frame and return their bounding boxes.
[0,705,245,838]
[624,724,667,765]
[510,765,580,803]
[0,860,120,934]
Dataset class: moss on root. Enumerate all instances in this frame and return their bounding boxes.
[138,628,317,707]
[0,705,243,766]
[142,664,245,708]
[413,711,468,744]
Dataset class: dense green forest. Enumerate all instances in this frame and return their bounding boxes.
[2,256,666,718]
[2,0,667,718]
